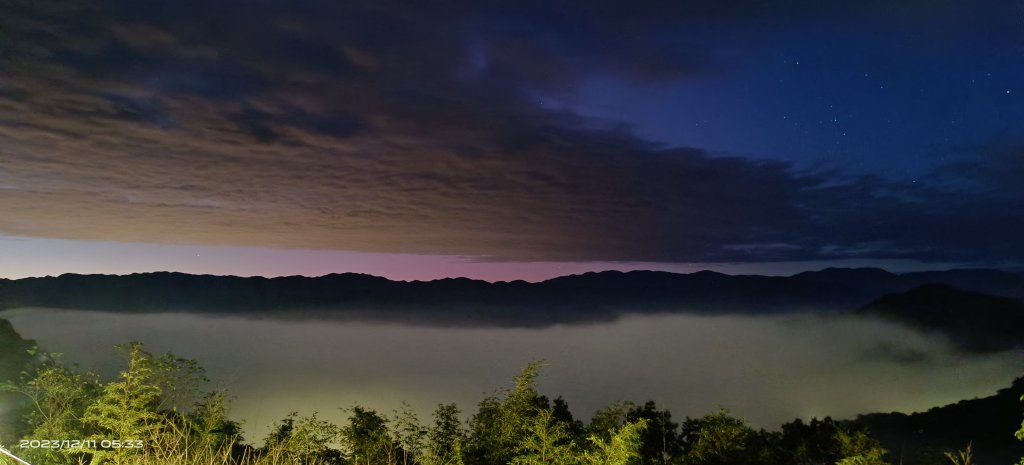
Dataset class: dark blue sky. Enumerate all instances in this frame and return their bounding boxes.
[1,0,1023,278]
[567,3,1024,177]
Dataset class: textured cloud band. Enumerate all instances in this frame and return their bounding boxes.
[0,0,1021,263]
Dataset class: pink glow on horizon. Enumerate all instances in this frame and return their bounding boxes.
[0,235,949,281]
[0,235,708,281]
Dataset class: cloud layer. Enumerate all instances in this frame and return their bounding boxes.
[4,308,1020,439]
[1,0,1022,263]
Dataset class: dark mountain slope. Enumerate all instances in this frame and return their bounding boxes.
[850,377,1024,465]
[861,284,1024,352]
[0,318,37,442]
[0,268,1022,331]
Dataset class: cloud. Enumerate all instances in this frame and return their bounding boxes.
[859,342,931,365]
[0,0,1022,264]
[4,309,1020,438]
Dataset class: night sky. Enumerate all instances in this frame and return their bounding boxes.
[2,1,1024,437]
[2,0,1023,280]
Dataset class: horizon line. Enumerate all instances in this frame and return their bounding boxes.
[3,265,1020,284]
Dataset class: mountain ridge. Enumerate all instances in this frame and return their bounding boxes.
[5,270,1019,395]
[2,268,1023,329]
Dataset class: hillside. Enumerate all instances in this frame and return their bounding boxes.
[861,284,1024,352]
[851,376,1024,465]
[0,318,37,442]
[0,268,1022,329]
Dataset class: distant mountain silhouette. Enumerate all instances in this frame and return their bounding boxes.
[0,268,1022,334]
[861,284,1024,353]
[850,376,1024,465]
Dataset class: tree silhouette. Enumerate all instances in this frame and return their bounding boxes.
[343,406,400,465]
[681,409,756,465]
[626,401,681,465]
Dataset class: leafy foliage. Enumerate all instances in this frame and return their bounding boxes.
[944,443,975,465]
[422,403,465,465]
[680,409,757,465]
[582,418,647,465]
[627,401,681,465]
[589,401,634,440]
[1019,395,1024,442]
[81,343,164,464]
[4,356,99,464]
[834,428,889,465]
[511,409,577,465]
[391,402,427,465]
[0,320,38,443]
[343,406,399,465]
[264,412,344,464]
[1018,395,1024,465]
[464,362,545,465]
[776,417,842,465]
[190,390,243,454]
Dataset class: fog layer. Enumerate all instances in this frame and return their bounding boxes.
[1,308,1018,441]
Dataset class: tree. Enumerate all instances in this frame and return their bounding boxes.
[343,406,400,465]
[944,443,975,465]
[81,342,163,464]
[287,413,344,464]
[512,409,578,465]
[463,396,504,465]
[582,419,648,465]
[464,362,545,465]
[4,356,99,465]
[626,401,681,465]
[777,417,842,465]
[551,397,586,443]
[150,352,208,414]
[391,402,427,465]
[263,411,344,464]
[680,409,756,465]
[423,403,465,465]
[1017,395,1023,465]
[834,428,889,465]
[189,390,243,456]
[589,401,635,440]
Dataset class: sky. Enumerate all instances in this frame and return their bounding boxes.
[2,0,1024,279]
